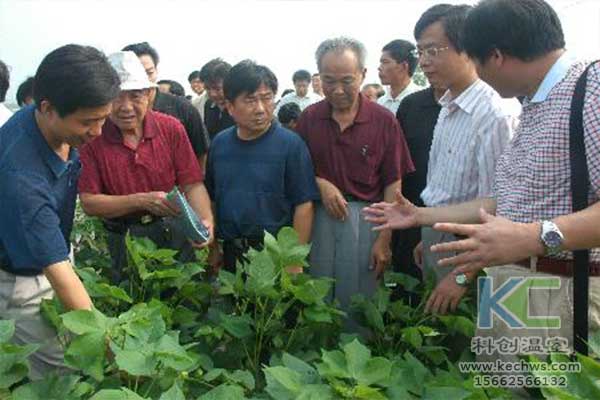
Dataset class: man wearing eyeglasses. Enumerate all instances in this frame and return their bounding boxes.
[295,37,414,322]
[410,4,520,314]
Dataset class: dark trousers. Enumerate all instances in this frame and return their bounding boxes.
[221,238,264,272]
[105,218,195,285]
[391,227,423,305]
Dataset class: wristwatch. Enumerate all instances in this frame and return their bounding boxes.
[540,220,564,256]
[455,272,469,287]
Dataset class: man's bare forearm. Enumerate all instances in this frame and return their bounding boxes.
[418,197,497,226]
[44,261,92,310]
[555,201,600,252]
[79,193,143,219]
[293,201,314,244]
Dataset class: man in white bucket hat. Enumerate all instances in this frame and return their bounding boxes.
[78,51,213,283]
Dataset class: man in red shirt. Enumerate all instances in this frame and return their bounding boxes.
[78,51,213,283]
[295,37,414,315]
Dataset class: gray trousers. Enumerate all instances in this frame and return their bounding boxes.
[309,202,379,312]
[0,270,68,380]
[106,218,195,284]
[421,226,460,284]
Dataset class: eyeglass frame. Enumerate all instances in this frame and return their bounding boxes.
[412,46,450,59]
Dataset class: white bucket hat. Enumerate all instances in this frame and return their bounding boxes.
[108,51,157,91]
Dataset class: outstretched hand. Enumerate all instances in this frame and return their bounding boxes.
[431,208,543,276]
[362,189,419,231]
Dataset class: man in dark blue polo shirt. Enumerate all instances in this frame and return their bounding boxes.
[205,60,320,271]
[0,44,120,379]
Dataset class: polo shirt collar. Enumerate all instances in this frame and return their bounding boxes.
[317,93,372,123]
[28,107,79,178]
[439,79,482,114]
[529,51,577,104]
[104,111,158,144]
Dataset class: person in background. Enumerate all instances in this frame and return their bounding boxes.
[311,72,324,97]
[200,58,236,141]
[122,42,208,166]
[16,77,35,107]
[157,79,186,97]
[277,102,302,131]
[361,83,385,102]
[0,60,12,127]
[78,51,213,284]
[378,39,421,114]
[275,69,322,114]
[189,70,208,121]
[296,37,414,320]
[0,44,120,378]
[205,60,319,272]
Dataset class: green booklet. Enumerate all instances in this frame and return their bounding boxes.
[166,187,210,243]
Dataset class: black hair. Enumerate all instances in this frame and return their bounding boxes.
[363,83,386,98]
[382,39,418,76]
[463,0,565,64]
[224,60,278,102]
[414,4,472,53]
[168,80,186,97]
[278,102,302,124]
[188,70,202,82]
[121,42,160,66]
[199,58,232,86]
[16,77,34,106]
[0,60,9,103]
[34,44,120,117]
[292,69,311,83]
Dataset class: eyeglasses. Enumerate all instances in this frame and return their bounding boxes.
[412,46,449,59]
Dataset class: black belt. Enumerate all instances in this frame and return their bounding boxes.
[103,214,162,234]
[342,193,367,202]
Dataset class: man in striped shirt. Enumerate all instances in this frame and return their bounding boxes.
[412,4,519,308]
[364,0,600,362]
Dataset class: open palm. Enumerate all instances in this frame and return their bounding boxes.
[362,189,419,231]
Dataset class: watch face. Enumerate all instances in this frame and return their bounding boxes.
[545,231,563,248]
[455,273,468,286]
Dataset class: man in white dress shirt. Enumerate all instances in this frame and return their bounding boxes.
[0,60,12,127]
[413,4,520,309]
[377,39,421,114]
[275,69,322,115]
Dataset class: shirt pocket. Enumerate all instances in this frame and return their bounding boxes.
[346,143,381,186]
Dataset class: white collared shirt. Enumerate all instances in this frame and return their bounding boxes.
[420,79,521,207]
[275,91,322,115]
[377,81,421,114]
[0,103,13,128]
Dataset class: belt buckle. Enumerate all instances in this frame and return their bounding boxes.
[141,215,153,225]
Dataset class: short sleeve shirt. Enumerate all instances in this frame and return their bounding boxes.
[295,93,414,202]
[0,106,79,274]
[494,56,600,261]
[205,122,320,240]
[78,110,202,196]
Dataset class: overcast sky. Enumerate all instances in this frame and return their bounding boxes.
[0,0,598,107]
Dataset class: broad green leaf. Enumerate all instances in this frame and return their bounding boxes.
[422,386,471,400]
[197,384,246,400]
[344,339,371,379]
[228,369,255,390]
[372,288,391,314]
[282,353,318,383]
[61,309,110,335]
[219,313,253,339]
[113,348,157,376]
[64,331,106,381]
[277,227,311,267]
[303,305,334,323]
[355,357,392,386]
[245,249,278,296]
[296,385,335,400]
[317,350,348,379]
[40,297,66,334]
[384,272,421,292]
[364,300,386,333]
[9,374,82,400]
[0,320,14,343]
[202,368,225,382]
[159,382,185,400]
[89,388,149,400]
[154,334,197,371]
[291,279,331,305]
[0,343,38,388]
[264,366,302,399]
[88,282,133,303]
[402,327,423,349]
[438,316,475,337]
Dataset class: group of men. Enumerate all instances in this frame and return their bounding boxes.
[1,0,600,388]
